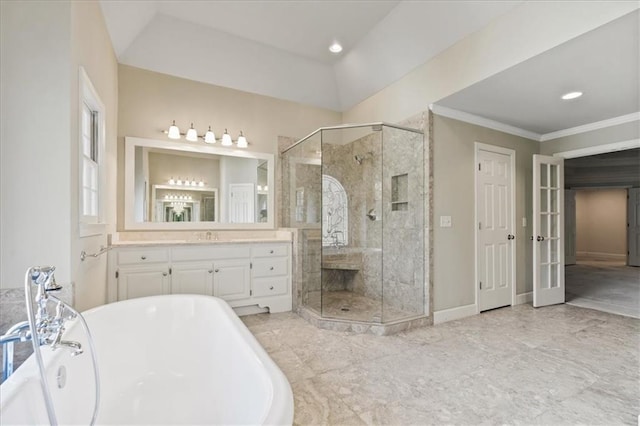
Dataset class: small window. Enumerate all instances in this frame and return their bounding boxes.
[322,175,348,247]
[79,67,105,236]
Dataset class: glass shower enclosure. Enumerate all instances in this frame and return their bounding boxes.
[282,123,425,325]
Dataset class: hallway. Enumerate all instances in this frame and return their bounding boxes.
[566,260,640,319]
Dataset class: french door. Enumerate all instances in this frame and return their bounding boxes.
[533,155,565,307]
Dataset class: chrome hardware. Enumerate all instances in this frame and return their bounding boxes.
[56,365,67,389]
[270,250,274,254]
[536,236,544,241]
[215,269,219,273]
[270,266,274,271]
[162,272,168,276]
[269,286,274,290]
[366,209,377,221]
[141,255,147,260]
[80,245,111,261]
[507,234,515,240]
[208,270,213,274]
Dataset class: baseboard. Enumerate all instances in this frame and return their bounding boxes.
[515,292,532,305]
[577,251,626,261]
[433,303,477,324]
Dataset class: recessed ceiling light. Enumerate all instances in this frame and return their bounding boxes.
[329,41,343,54]
[561,91,583,100]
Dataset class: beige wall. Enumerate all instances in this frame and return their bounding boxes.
[433,115,539,311]
[0,1,117,312]
[117,65,342,230]
[576,189,627,258]
[70,1,119,310]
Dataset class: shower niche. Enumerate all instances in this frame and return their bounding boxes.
[281,123,428,334]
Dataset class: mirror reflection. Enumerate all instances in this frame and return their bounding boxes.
[125,137,274,229]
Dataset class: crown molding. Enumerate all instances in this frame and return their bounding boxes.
[429,105,541,141]
[540,112,640,142]
[430,105,640,144]
[552,138,640,159]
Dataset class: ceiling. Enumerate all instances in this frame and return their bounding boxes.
[99,0,521,111]
[99,2,638,135]
[435,10,639,137]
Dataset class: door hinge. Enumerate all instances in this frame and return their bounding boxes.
[479,281,482,289]
[478,163,481,171]
[250,289,253,296]
[478,222,482,230]
[115,271,119,279]
[169,267,172,275]
[250,262,253,269]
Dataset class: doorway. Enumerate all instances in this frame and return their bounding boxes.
[559,146,640,318]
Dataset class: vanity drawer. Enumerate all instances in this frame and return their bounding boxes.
[172,245,251,262]
[252,258,288,277]
[117,248,169,265]
[252,244,288,258]
[252,277,288,298]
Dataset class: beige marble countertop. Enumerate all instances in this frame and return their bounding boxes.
[111,238,291,247]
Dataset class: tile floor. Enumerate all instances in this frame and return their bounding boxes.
[566,260,640,319]
[306,290,417,323]
[242,304,640,425]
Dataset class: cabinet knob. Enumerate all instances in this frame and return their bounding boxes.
[141,256,147,260]
[270,266,274,271]
[270,250,274,254]
[269,286,274,290]
[214,269,219,273]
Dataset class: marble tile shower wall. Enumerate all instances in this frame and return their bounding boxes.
[323,129,425,318]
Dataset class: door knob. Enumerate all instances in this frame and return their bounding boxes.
[214,269,219,273]
[536,236,545,241]
[208,270,213,274]
[507,234,515,240]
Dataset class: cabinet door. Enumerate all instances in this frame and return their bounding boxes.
[213,259,251,301]
[118,267,170,301]
[172,262,214,296]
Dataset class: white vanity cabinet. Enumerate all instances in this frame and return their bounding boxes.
[114,248,171,300]
[108,242,291,314]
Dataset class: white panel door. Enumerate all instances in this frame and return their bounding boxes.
[564,189,577,265]
[117,267,170,301]
[229,183,255,223]
[628,188,640,266]
[477,147,514,312]
[533,155,565,308]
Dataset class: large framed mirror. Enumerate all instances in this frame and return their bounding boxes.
[124,137,275,230]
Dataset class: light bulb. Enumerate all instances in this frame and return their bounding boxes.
[168,120,180,139]
[186,123,198,142]
[198,180,204,187]
[237,131,248,148]
[221,129,232,146]
[176,178,183,186]
[204,126,216,144]
[191,179,197,186]
[169,177,175,185]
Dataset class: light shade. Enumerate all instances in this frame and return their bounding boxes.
[186,123,198,142]
[221,128,233,146]
[204,126,216,144]
[329,41,343,53]
[237,131,248,148]
[168,120,181,139]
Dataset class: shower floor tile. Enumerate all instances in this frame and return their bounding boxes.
[306,290,416,323]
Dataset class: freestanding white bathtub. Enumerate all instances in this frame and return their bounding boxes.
[0,295,294,425]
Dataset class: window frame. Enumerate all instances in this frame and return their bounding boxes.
[78,67,106,237]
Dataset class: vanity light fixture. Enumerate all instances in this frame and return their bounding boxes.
[168,121,181,139]
[185,123,198,142]
[221,129,233,146]
[204,126,216,144]
[561,91,583,100]
[237,131,248,148]
[164,121,249,148]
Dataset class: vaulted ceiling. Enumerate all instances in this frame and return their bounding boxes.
[99,2,638,136]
